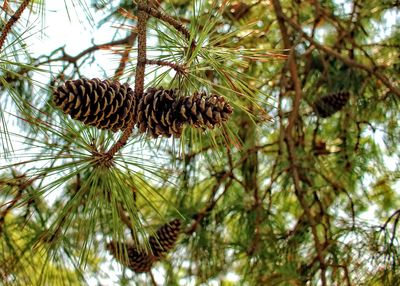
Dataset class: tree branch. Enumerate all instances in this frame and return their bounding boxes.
[272,0,328,284]
[114,31,138,80]
[105,0,148,158]
[137,3,191,42]
[0,0,30,52]
[279,10,400,97]
[37,35,136,67]
[146,59,187,75]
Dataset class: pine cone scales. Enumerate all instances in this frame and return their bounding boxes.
[175,92,233,129]
[107,219,181,273]
[136,88,183,138]
[313,91,350,118]
[149,219,181,257]
[136,88,233,138]
[107,242,153,273]
[53,78,137,131]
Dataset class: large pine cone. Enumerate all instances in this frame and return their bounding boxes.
[313,91,350,118]
[137,88,233,138]
[136,88,183,138]
[107,241,153,273]
[149,219,181,258]
[53,78,137,132]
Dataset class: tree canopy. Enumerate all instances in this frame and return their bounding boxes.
[0,0,399,285]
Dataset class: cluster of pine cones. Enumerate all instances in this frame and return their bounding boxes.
[107,219,181,273]
[53,78,233,138]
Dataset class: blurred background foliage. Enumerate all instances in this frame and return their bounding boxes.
[0,0,399,285]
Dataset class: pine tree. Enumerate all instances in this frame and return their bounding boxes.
[1,0,399,285]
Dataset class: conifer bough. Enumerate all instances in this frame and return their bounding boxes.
[313,91,350,118]
[53,78,233,137]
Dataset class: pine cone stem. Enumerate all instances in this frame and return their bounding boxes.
[106,1,148,158]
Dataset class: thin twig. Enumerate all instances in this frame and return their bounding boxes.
[279,11,400,97]
[0,0,30,52]
[186,173,232,235]
[146,59,187,75]
[137,3,191,42]
[149,270,158,286]
[37,35,136,67]
[114,31,138,80]
[0,173,37,233]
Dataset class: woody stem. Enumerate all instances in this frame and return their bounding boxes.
[146,59,187,75]
[137,3,192,42]
[0,0,31,52]
[106,0,148,158]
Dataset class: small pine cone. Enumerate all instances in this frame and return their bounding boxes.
[53,78,137,132]
[175,92,233,129]
[149,219,181,258]
[313,91,350,118]
[107,241,153,273]
[136,87,184,138]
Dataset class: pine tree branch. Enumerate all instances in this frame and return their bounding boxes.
[106,1,149,159]
[0,173,36,233]
[112,0,163,80]
[137,3,191,42]
[0,0,30,52]
[0,189,23,233]
[146,59,187,75]
[277,8,400,98]
[272,0,328,285]
[37,35,136,67]
[186,172,233,235]
[114,31,138,80]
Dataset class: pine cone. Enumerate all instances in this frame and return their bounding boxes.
[53,78,137,132]
[136,88,233,138]
[107,241,153,273]
[136,87,183,138]
[175,91,233,129]
[149,219,181,258]
[313,91,350,118]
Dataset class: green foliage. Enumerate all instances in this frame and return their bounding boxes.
[0,0,399,285]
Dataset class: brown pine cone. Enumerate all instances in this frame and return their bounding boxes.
[149,219,181,258]
[313,91,350,118]
[136,88,233,138]
[136,87,183,138]
[53,78,137,132]
[174,91,233,129]
[107,241,153,273]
